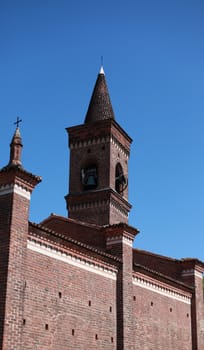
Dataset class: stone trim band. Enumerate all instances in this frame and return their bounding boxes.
[182,269,203,279]
[133,275,191,304]
[106,235,133,247]
[28,239,117,280]
[0,183,31,200]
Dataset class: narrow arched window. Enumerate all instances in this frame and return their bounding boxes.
[115,163,127,194]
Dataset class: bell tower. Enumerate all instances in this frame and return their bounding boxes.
[65,67,132,225]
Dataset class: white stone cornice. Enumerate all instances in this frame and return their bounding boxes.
[0,183,30,200]
[133,275,191,304]
[106,235,133,247]
[27,239,117,280]
[182,269,203,279]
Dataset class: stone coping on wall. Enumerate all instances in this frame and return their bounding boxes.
[133,272,192,304]
[27,236,117,280]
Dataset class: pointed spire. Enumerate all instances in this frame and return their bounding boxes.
[84,67,115,124]
[8,127,23,168]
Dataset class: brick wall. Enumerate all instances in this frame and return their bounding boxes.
[133,283,192,350]
[22,245,117,350]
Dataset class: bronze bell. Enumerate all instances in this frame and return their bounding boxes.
[86,174,96,186]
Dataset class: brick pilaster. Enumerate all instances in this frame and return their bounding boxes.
[0,169,41,349]
[181,261,204,350]
[105,224,139,350]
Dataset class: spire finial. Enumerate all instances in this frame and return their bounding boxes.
[99,56,105,75]
[14,116,22,129]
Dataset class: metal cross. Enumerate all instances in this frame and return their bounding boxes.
[14,116,22,128]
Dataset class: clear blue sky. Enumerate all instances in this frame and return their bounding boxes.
[0,0,203,261]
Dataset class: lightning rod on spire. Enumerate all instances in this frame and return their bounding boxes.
[100,56,105,75]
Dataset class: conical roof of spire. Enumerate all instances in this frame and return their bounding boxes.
[12,126,21,140]
[84,66,115,124]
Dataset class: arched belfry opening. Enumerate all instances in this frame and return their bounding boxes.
[81,164,98,191]
[115,163,127,195]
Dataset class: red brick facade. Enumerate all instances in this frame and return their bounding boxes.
[0,68,203,349]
